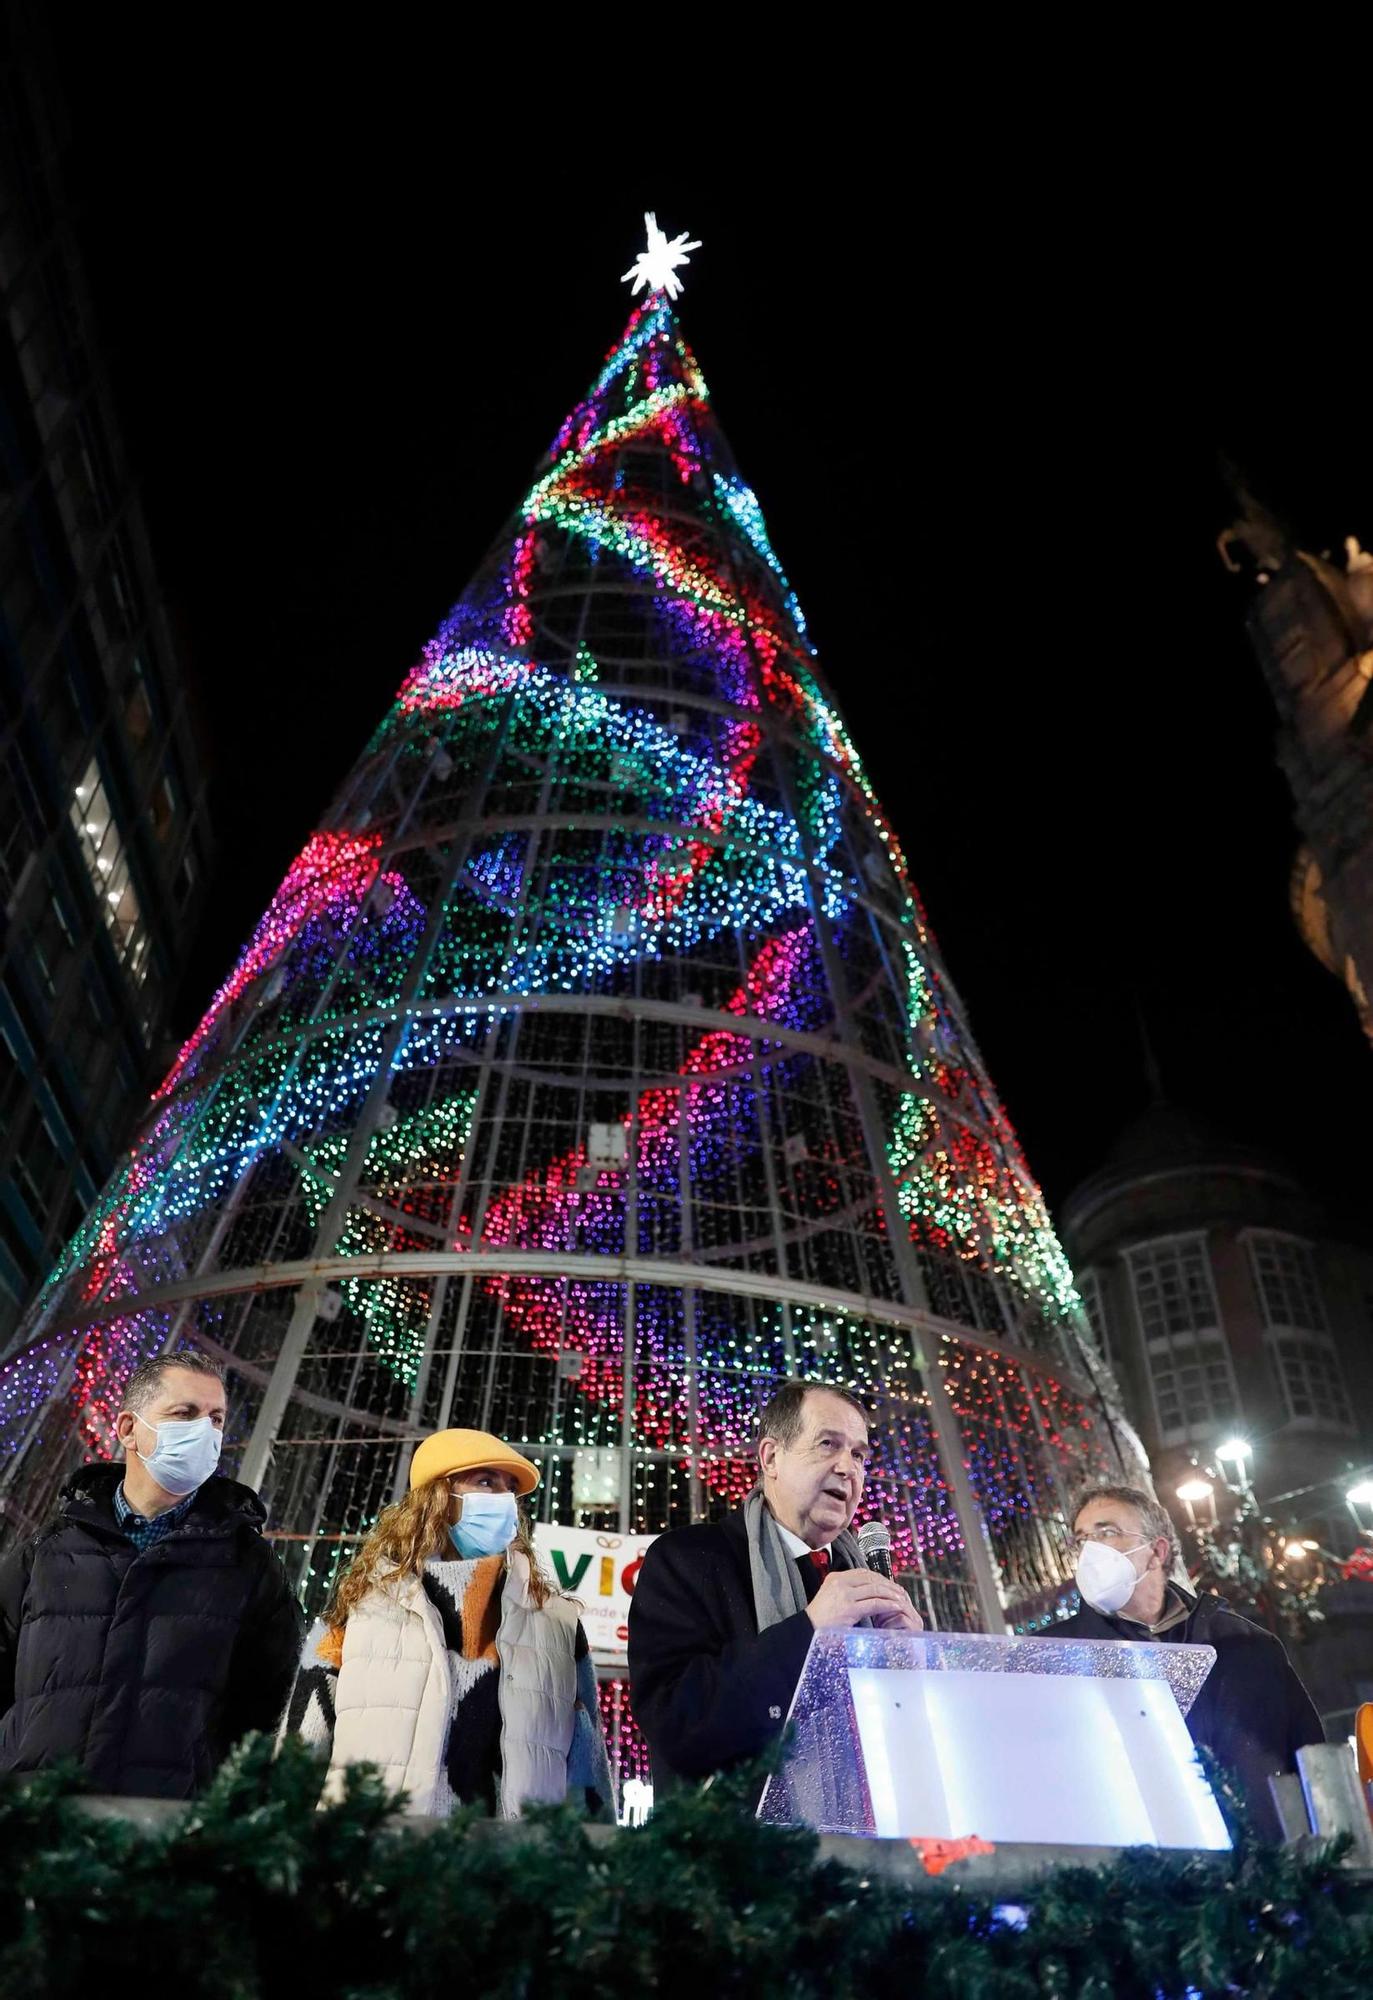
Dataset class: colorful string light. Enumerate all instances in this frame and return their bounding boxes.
[0,281,1130,1772]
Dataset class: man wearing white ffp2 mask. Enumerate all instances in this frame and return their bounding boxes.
[0,1349,302,1799]
[1052,1484,1323,1842]
[1074,1528,1157,1616]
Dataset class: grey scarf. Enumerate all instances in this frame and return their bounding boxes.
[743,1487,867,1632]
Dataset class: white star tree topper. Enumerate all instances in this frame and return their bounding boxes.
[621,213,702,300]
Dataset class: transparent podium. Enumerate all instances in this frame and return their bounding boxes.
[757,1629,1231,1851]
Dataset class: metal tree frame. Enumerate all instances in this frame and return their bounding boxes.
[0,287,1137,1633]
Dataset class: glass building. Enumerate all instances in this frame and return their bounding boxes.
[0,25,212,1385]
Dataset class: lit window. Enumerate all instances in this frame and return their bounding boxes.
[1127,1236,1218,1341]
[1246,1235,1351,1426]
[1126,1236,1238,1444]
[1248,1233,1327,1332]
[1148,1341,1241,1441]
[69,757,151,984]
[1270,1333,1354,1429]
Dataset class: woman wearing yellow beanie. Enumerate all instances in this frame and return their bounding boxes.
[280,1428,613,1820]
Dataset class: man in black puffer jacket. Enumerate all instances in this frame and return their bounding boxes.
[0,1348,302,1798]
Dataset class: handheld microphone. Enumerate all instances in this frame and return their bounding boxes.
[856,1519,893,1580]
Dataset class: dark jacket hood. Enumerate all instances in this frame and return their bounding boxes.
[59,1461,268,1531]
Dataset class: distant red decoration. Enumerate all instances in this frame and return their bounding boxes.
[909,1833,997,1876]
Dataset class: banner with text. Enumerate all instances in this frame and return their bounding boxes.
[532,1524,658,1664]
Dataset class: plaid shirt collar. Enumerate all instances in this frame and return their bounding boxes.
[113,1482,197,1552]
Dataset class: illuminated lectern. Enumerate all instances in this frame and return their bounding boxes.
[757,1629,1230,1851]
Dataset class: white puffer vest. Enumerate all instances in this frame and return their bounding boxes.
[324,1550,579,1818]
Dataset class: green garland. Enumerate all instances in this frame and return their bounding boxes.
[0,1738,1368,1999]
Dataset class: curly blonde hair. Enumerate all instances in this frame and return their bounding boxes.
[325,1477,554,1627]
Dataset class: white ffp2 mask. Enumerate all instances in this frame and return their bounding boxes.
[1074,1537,1150,1614]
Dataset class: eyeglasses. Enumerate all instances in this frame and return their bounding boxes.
[1069,1524,1137,1552]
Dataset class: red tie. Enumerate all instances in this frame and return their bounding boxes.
[809,1548,831,1573]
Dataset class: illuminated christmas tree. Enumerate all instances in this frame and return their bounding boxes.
[0,221,1138,1660]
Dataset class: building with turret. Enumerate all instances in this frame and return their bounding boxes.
[1061,1100,1373,1550]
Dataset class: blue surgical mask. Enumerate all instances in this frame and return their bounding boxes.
[449,1491,518,1558]
[134,1413,222,1498]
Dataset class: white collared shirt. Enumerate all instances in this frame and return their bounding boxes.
[774,1520,833,1561]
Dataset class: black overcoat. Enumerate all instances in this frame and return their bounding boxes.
[627,1507,860,1785]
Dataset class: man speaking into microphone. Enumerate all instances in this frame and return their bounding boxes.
[627,1381,920,1789]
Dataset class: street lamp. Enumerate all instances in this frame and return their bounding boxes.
[1215,1438,1254,1492]
[1177,1478,1216,1530]
[1346,1479,1373,1539]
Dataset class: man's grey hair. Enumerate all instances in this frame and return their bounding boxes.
[122,1347,226,1416]
[1070,1483,1179,1570]
[755,1378,870,1454]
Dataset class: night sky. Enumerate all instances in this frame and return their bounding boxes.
[43,22,1373,1237]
